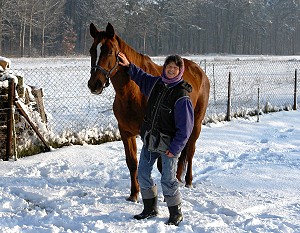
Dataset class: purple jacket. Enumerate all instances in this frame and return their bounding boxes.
[128,63,194,155]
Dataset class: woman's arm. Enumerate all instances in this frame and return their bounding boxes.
[118,52,160,96]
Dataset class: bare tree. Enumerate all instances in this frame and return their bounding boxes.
[63,1,93,54]
[0,0,299,56]
[26,0,41,56]
[0,0,4,54]
[0,0,17,54]
[36,0,65,57]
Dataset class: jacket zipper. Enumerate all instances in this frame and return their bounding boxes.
[150,84,169,134]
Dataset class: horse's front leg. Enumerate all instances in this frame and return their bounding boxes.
[119,128,139,202]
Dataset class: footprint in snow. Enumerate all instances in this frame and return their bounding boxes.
[260,138,268,143]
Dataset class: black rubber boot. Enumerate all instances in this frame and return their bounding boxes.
[166,204,183,226]
[134,197,158,220]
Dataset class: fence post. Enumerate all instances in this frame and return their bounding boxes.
[257,87,260,122]
[5,78,15,161]
[12,106,17,161]
[294,69,297,110]
[226,72,232,121]
[14,100,51,152]
[213,64,216,103]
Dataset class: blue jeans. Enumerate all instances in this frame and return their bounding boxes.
[138,145,182,207]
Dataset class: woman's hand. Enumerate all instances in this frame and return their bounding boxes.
[118,52,130,67]
[166,150,174,158]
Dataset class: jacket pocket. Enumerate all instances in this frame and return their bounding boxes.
[160,104,172,115]
[146,131,172,154]
[155,132,172,153]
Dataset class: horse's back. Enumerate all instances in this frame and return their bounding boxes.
[140,55,162,75]
[183,58,209,89]
[182,58,210,122]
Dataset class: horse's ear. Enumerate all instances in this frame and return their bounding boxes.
[90,23,98,38]
[106,22,115,39]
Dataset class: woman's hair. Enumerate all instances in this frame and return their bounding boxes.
[164,55,184,70]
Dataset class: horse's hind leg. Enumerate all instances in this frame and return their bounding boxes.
[119,128,139,202]
[177,123,201,187]
[177,146,188,183]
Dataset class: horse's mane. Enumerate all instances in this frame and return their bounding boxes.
[116,35,161,75]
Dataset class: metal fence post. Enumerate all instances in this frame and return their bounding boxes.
[213,63,216,103]
[257,87,260,122]
[226,72,232,121]
[294,69,298,110]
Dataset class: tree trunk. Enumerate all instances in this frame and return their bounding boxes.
[0,14,2,55]
[21,19,26,57]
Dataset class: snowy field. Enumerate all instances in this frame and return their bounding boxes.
[9,54,300,69]
[0,110,299,232]
[8,55,300,137]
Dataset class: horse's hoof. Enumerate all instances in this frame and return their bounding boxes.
[185,184,193,188]
[126,196,139,203]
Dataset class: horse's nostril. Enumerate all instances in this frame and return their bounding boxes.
[89,80,104,95]
[95,80,103,90]
[88,78,103,91]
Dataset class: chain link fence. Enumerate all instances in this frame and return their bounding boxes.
[11,59,299,141]
[14,66,116,135]
[203,60,299,121]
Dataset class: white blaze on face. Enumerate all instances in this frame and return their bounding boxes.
[95,43,101,65]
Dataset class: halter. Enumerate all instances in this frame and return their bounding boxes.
[91,51,120,87]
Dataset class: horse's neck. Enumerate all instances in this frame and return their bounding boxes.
[111,36,161,99]
[117,36,161,75]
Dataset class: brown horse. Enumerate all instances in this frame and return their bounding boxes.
[88,23,210,202]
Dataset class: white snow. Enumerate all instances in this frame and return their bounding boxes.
[0,110,299,232]
[0,56,11,67]
[0,56,11,62]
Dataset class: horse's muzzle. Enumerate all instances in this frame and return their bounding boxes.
[88,79,103,95]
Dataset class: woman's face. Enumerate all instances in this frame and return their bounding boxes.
[165,62,180,79]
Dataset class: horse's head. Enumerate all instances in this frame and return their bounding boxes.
[88,23,120,95]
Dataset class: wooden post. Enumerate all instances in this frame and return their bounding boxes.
[32,88,47,122]
[14,100,50,152]
[12,106,17,161]
[226,72,232,121]
[294,69,297,110]
[5,78,14,161]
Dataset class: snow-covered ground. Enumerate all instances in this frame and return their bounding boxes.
[0,110,299,232]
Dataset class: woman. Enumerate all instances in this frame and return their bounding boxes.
[118,52,194,226]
